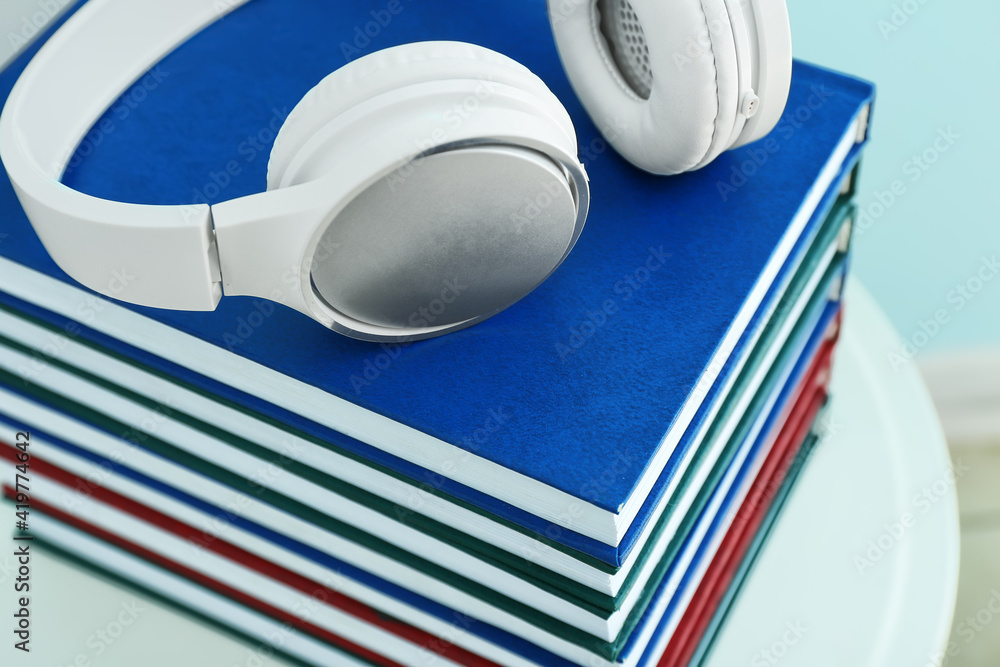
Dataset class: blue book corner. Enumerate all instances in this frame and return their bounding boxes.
[0,0,874,562]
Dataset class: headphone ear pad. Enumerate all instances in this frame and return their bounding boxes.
[548,0,739,175]
[267,41,575,190]
[259,41,590,341]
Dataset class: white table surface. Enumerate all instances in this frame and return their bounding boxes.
[704,280,961,666]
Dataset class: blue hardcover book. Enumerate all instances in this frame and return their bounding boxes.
[0,0,874,572]
[0,277,843,667]
[0,189,854,665]
[0,267,844,667]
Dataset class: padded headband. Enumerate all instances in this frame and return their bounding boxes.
[2,0,789,322]
[0,0,252,311]
[1,0,589,344]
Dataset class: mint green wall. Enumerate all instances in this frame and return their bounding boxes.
[787,0,1000,352]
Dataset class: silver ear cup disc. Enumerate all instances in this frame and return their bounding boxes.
[309,145,579,333]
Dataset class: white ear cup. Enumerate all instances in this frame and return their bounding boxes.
[549,0,739,175]
[267,41,576,189]
[729,0,793,150]
[249,42,590,341]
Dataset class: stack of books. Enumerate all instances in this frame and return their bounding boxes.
[0,1,874,666]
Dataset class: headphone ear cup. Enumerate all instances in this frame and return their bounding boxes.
[260,42,590,340]
[548,0,740,175]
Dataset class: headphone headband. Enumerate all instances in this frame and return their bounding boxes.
[0,0,253,310]
[2,0,790,342]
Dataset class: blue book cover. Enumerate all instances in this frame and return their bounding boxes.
[0,0,874,565]
[0,289,840,667]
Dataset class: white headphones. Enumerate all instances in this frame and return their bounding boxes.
[0,0,791,342]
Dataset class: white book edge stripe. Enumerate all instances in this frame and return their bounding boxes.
[0,238,835,634]
[0,414,615,659]
[28,475,466,667]
[28,513,374,667]
[611,111,864,537]
[0,307,615,591]
[0,341,616,633]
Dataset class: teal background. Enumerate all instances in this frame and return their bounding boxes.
[787,0,1000,353]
